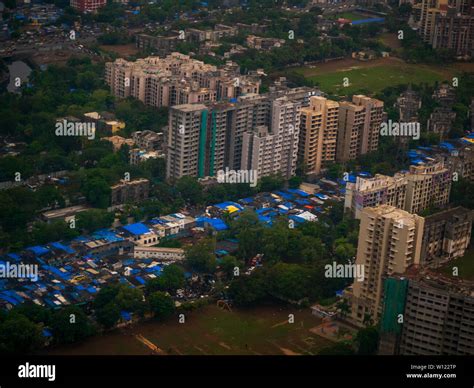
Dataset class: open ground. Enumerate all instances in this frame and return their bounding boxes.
[46,305,335,355]
[292,56,474,96]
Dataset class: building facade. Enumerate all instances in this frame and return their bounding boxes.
[420,207,473,267]
[298,96,339,175]
[337,95,384,162]
[347,205,425,326]
[105,53,260,108]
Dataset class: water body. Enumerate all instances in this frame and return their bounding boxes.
[7,60,32,93]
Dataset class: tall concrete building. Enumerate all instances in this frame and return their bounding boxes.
[344,161,452,218]
[404,161,452,214]
[379,268,474,355]
[298,96,339,175]
[337,101,365,162]
[347,205,425,326]
[420,207,473,267]
[105,53,260,108]
[166,104,208,180]
[336,95,384,162]
[419,0,448,43]
[419,0,474,57]
[166,88,314,181]
[344,173,408,219]
[241,96,302,179]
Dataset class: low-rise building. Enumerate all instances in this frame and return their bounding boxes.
[41,205,91,223]
[110,178,149,206]
[133,246,185,260]
[102,136,134,151]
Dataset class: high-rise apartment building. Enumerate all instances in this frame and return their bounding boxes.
[240,96,302,179]
[166,89,310,181]
[337,101,365,162]
[105,53,260,108]
[419,0,474,57]
[166,104,208,180]
[344,173,408,219]
[347,205,425,326]
[420,207,473,267]
[336,95,384,162]
[344,161,452,218]
[298,96,339,175]
[379,269,474,355]
[405,161,452,214]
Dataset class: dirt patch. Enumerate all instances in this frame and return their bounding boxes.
[219,342,232,350]
[99,44,139,57]
[278,346,301,356]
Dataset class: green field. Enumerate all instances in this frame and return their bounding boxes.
[294,63,447,96]
[47,305,334,355]
[439,249,474,281]
[331,12,367,21]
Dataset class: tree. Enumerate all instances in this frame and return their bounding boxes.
[334,238,356,262]
[51,306,94,344]
[11,303,52,326]
[148,291,175,320]
[185,238,216,273]
[81,176,111,208]
[146,264,185,294]
[266,262,313,302]
[220,255,242,278]
[176,176,203,206]
[76,209,114,232]
[0,314,43,354]
[228,269,268,306]
[95,302,121,329]
[356,327,379,355]
[94,283,121,309]
[288,175,303,189]
[115,285,145,315]
[30,220,79,245]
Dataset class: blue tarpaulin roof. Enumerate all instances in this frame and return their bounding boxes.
[196,217,228,231]
[93,229,124,242]
[440,142,455,150]
[123,223,150,236]
[51,242,75,254]
[27,246,49,256]
[7,253,20,261]
[274,191,294,200]
[120,311,132,321]
[351,17,385,25]
[286,189,310,197]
